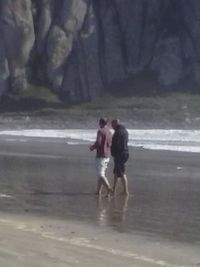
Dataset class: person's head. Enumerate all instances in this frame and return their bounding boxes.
[99,117,108,128]
[111,119,120,130]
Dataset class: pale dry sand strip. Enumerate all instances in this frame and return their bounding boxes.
[0,218,190,267]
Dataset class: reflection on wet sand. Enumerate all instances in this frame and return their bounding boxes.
[0,138,200,244]
[97,195,129,231]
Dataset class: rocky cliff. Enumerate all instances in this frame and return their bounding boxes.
[0,0,200,103]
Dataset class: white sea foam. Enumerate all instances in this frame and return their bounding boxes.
[0,193,13,199]
[0,129,200,153]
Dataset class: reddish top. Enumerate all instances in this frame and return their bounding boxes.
[93,126,112,158]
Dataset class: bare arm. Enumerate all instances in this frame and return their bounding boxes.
[90,130,102,151]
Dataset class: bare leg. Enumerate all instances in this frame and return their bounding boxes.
[112,174,118,195]
[95,177,103,195]
[120,174,129,195]
[100,176,112,196]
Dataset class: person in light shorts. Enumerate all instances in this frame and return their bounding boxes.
[90,118,112,196]
[95,157,110,178]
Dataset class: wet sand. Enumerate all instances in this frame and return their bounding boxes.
[0,136,200,266]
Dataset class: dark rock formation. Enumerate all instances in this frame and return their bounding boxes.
[0,0,34,94]
[0,0,200,102]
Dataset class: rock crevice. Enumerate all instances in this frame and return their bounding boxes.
[0,0,200,102]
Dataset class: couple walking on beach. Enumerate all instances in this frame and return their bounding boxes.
[90,118,129,196]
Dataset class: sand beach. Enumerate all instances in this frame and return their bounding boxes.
[0,136,199,266]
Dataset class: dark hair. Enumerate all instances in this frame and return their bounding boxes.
[99,117,108,126]
[111,119,120,125]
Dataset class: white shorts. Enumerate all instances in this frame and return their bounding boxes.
[95,158,110,178]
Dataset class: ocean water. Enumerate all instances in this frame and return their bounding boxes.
[0,129,200,153]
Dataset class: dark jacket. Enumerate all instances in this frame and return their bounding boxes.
[93,126,112,158]
[111,125,129,158]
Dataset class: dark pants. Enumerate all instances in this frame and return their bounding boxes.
[113,153,129,177]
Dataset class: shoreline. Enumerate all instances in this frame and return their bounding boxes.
[0,133,200,155]
[0,129,200,155]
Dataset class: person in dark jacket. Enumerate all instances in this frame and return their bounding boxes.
[90,118,112,196]
[111,119,129,195]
